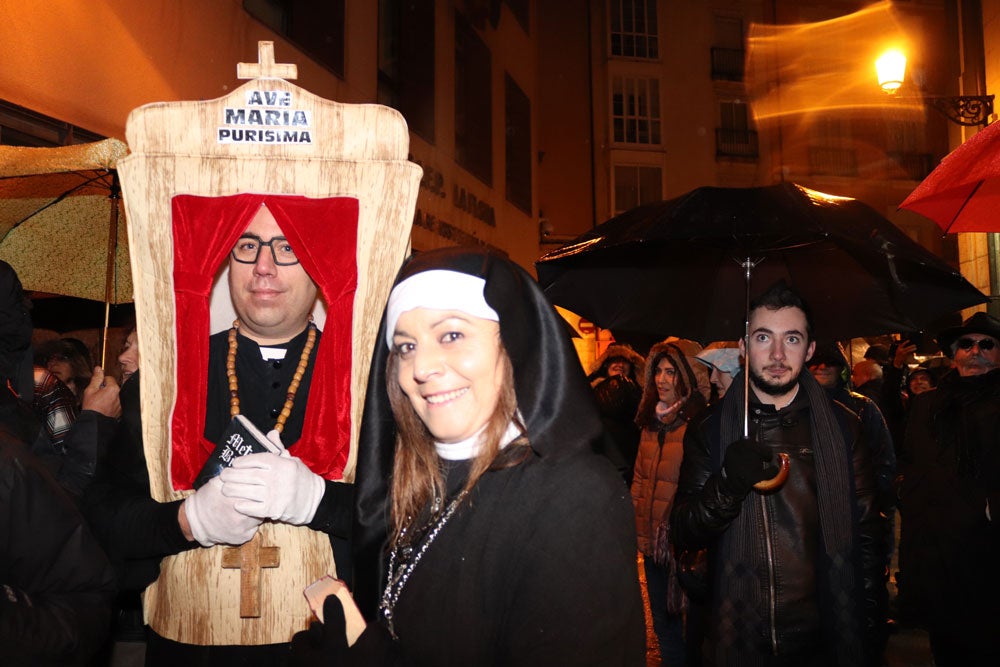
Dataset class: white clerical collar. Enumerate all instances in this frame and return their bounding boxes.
[259,347,288,361]
[435,420,523,461]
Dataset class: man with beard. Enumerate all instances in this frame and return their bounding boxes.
[897,312,1000,665]
[671,282,882,666]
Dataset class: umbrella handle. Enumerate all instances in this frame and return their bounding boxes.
[742,257,752,439]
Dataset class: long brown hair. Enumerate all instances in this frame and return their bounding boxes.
[385,340,526,544]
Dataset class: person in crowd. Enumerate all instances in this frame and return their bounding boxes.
[906,365,936,396]
[118,326,139,385]
[852,358,887,413]
[36,337,94,402]
[808,343,896,496]
[897,312,1000,665]
[587,342,645,386]
[631,340,708,665]
[809,341,896,649]
[592,372,643,485]
[671,281,882,666]
[694,342,741,403]
[0,266,116,665]
[0,261,119,497]
[0,260,77,452]
[81,323,151,657]
[0,381,117,667]
[294,246,645,665]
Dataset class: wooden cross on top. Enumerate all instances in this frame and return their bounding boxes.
[222,533,281,618]
[237,41,298,80]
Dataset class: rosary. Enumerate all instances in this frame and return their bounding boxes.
[226,318,317,432]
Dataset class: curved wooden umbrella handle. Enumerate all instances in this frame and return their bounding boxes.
[753,453,790,492]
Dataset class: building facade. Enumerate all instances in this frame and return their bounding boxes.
[0,0,543,269]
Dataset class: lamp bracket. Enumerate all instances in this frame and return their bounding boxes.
[925,95,994,127]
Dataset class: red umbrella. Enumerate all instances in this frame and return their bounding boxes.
[899,121,1000,233]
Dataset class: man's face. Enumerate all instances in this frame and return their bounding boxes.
[952,335,1000,377]
[228,205,318,345]
[908,371,933,394]
[809,362,841,389]
[710,367,734,397]
[739,306,815,404]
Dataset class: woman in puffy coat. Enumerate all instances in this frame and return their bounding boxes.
[631,340,707,666]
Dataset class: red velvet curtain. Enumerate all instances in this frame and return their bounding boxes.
[170,193,359,489]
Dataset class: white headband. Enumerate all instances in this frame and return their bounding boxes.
[385,270,499,348]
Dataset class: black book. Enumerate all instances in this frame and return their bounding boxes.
[193,414,282,489]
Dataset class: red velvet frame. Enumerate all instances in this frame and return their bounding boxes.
[169,194,359,490]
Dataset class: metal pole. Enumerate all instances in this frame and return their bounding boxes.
[100,172,121,368]
[742,256,754,438]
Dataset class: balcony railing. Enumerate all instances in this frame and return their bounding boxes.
[716,128,758,159]
[711,47,744,81]
[886,151,935,181]
[808,146,858,177]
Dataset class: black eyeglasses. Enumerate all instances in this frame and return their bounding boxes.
[231,235,300,266]
[955,337,997,351]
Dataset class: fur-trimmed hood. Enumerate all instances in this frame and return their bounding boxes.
[635,339,709,428]
[587,343,645,384]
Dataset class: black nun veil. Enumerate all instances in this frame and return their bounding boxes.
[352,246,603,619]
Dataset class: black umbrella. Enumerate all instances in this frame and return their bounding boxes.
[536,182,987,343]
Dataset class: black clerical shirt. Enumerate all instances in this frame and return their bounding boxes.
[205,326,318,447]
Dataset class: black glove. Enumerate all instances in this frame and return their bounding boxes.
[289,595,348,666]
[721,438,777,496]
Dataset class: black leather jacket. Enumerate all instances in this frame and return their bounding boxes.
[671,390,882,663]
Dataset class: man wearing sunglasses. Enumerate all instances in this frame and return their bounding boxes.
[897,311,1000,666]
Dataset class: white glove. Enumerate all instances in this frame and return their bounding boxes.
[183,477,262,547]
[220,449,326,526]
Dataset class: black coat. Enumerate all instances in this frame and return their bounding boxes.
[0,395,116,666]
[898,369,1000,655]
[347,452,644,666]
[671,382,881,666]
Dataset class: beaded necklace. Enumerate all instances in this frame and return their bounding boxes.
[226,319,317,433]
[380,488,470,639]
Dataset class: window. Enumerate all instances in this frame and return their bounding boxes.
[886,121,932,180]
[809,117,857,177]
[614,165,661,215]
[378,0,436,142]
[711,15,744,81]
[716,101,757,159]
[455,12,493,185]
[244,0,345,78]
[610,0,658,59]
[612,77,661,145]
[505,74,532,214]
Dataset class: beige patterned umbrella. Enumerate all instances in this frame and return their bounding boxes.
[0,138,131,304]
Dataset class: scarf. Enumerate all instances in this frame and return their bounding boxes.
[714,371,863,665]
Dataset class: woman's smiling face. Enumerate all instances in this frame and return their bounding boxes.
[393,308,504,444]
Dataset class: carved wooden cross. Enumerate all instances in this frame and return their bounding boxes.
[237,41,298,80]
[221,532,280,618]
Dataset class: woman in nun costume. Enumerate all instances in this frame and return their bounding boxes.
[293,246,644,666]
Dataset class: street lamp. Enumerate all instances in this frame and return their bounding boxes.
[876,49,994,127]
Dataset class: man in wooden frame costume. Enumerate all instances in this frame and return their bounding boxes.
[116,43,420,660]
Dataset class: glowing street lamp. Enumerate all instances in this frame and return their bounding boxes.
[875,50,906,93]
[875,49,993,126]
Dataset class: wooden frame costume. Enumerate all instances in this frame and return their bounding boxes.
[116,43,420,645]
